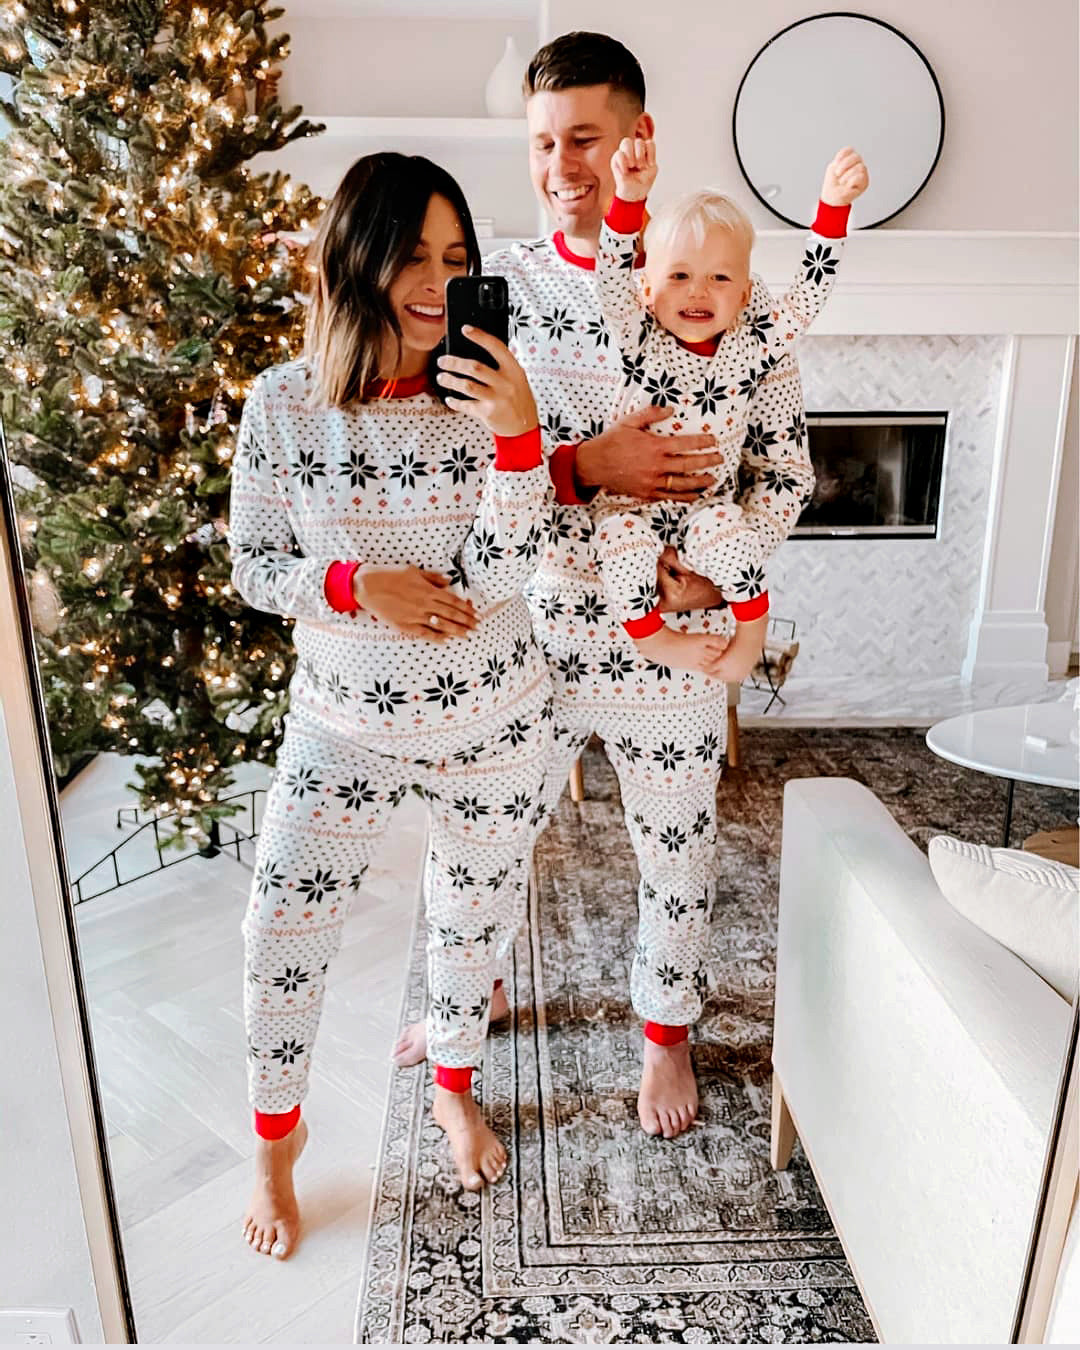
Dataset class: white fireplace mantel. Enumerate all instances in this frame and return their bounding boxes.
[755,230,1078,336]
[756,229,1078,686]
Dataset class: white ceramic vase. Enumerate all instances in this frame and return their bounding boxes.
[484,36,525,118]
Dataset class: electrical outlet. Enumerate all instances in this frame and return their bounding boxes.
[0,1311,79,1346]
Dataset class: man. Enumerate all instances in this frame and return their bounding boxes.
[454,32,813,1141]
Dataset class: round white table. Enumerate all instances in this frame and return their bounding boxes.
[926,701,1080,846]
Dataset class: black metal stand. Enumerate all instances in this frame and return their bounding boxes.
[746,617,797,714]
[199,820,223,859]
[1002,777,1016,848]
[72,789,265,904]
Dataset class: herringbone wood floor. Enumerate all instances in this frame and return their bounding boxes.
[69,754,423,1344]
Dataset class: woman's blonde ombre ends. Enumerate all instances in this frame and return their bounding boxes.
[303,207,393,409]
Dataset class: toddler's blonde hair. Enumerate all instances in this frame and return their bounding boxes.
[643,189,755,267]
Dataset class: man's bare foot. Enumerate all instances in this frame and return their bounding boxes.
[432,1085,507,1191]
[638,1038,699,1139]
[634,626,731,676]
[242,1116,308,1260]
[392,982,510,1068]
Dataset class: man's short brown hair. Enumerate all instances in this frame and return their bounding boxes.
[523,31,646,114]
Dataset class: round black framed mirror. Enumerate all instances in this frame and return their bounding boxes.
[733,12,945,228]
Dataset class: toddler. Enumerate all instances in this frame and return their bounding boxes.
[593,138,868,677]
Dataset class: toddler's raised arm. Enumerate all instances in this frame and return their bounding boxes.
[593,135,659,355]
[745,147,867,360]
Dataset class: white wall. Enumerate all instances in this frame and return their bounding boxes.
[278,16,538,118]
[0,700,104,1342]
[268,16,542,234]
[542,0,1078,231]
[271,4,1078,233]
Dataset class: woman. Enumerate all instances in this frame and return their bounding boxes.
[228,152,552,1260]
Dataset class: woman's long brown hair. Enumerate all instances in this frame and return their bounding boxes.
[304,152,482,407]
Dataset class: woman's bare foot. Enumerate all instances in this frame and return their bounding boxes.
[634,626,731,676]
[638,1039,699,1139]
[392,982,510,1068]
[432,1086,507,1190]
[242,1117,308,1260]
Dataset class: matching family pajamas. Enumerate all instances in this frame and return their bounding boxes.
[229,198,842,1104]
[484,221,822,1030]
[592,195,848,636]
[229,363,553,1114]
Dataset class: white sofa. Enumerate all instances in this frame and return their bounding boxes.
[771,777,1075,1343]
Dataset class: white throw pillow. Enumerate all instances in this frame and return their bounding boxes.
[928,836,1079,1002]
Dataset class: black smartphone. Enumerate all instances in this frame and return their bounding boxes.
[444,274,509,397]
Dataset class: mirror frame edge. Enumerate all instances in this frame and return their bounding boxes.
[1014,996,1079,1342]
[0,422,135,1343]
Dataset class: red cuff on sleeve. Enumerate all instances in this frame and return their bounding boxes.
[324,560,361,613]
[549,443,587,504]
[606,194,647,235]
[624,607,665,639]
[254,1105,300,1140]
[493,425,542,471]
[811,200,850,239]
[729,591,770,622]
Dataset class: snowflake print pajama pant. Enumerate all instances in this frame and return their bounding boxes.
[242,698,550,1115]
[529,623,727,1027]
[593,493,747,631]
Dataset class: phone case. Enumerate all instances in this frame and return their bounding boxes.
[445,275,509,373]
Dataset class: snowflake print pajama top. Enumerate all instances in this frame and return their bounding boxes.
[229,362,553,1114]
[483,214,839,1031]
[593,195,849,637]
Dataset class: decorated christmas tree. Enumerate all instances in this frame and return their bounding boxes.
[0,1,323,844]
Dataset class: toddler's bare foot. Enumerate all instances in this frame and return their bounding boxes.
[242,1117,308,1260]
[392,981,510,1068]
[432,1085,507,1190]
[634,626,731,676]
[638,1039,698,1139]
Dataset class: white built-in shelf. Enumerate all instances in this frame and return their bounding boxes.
[310,116,528,142]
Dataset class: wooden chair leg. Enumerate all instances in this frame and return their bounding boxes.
[568,756,585,803]
[770,1069,796,1170]
[726,704,741,769]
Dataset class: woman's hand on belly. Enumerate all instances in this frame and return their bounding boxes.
[354,565,478,640]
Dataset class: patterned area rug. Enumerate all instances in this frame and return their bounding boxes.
[356,729,1076,1344]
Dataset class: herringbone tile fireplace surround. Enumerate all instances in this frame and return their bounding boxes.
[747,229,1076,697]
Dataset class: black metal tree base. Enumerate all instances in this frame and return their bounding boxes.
[70,789,265,904]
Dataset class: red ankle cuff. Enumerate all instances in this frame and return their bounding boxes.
[644,1021,689,1046]
[254,1105,301,1139]
[434,1064,474,1093]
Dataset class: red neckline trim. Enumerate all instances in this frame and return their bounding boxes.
[552,231,596,271]
[552,232,647,271]
[675,335,720,356]
[363,371,431,399]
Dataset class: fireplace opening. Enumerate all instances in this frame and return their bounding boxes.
[792,411,948,538]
